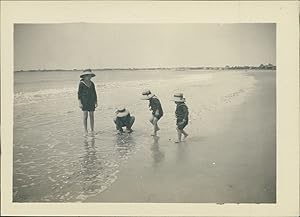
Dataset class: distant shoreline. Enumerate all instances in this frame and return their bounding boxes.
[14,65,276,73]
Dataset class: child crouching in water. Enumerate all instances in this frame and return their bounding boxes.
[113,106,135,134]
[172,93,189,143]
[78,69,98,136]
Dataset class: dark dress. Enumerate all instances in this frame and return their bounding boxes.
[175,102,189,130]
[78,80,97,111]
[149,97,163,120]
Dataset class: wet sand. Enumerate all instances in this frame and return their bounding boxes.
[85,71,276,203]
[13,69,275,202]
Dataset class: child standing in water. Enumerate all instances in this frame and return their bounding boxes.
[141,90,163,136]
[172,93,189,143]
[78,69,98,136]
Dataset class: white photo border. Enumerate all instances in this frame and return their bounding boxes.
[1,1,299,216]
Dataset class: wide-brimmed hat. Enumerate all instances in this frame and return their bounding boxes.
[80,69,95,78]
[141,90,155,100]
[172,93,186,102]
[116,107,130,117]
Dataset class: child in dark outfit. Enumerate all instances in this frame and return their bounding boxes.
[78,69,98,136]
[173,93,189,143]
[141,90,163,136]
[113,107,135,134]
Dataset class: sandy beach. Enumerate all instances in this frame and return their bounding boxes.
[13,69,276,203]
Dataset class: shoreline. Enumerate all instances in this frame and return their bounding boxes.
[85,70,276,203]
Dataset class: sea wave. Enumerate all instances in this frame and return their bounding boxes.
[14,81,146,106]
[14,87,75,106]
[14,74,213,106]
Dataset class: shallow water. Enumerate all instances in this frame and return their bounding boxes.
[13,69,259,202]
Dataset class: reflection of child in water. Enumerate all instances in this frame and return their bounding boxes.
[115,134,135,158]
[81,138,99,193]
[151,136,165,167]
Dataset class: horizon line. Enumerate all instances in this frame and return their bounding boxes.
[14,64,276,72]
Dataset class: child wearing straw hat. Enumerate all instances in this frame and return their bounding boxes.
[141,90,164,136]
[172,93,189,143]
[78,69,98,136]
[113,107,135,134]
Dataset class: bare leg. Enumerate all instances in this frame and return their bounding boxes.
[175,128,182,143]
[151,117,159,136]
[154,118,160,131]
[182,129,189,140]
[83,111,88,135]
[89,111,94,134]
[149,116,154,125]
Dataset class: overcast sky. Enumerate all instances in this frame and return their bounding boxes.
[14,23,275,71]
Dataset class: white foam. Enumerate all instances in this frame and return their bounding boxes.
[14,74,213,106]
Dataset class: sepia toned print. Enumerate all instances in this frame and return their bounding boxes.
[13,23,276,203]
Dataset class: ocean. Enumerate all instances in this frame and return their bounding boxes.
[13,69,264,202]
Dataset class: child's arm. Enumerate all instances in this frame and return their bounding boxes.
[152,99,160,116]
[78,83,83,108]
[178,105,188,124]
[93,82,98,107]
[182,106,188,122]
[78,100,83,108]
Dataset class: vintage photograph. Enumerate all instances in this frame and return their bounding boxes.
[13,23,276,203]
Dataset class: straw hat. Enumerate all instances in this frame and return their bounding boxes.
[172,93,186,102]
[80,69,95,78]
[116,107,130,117]
[141,90,155,100]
